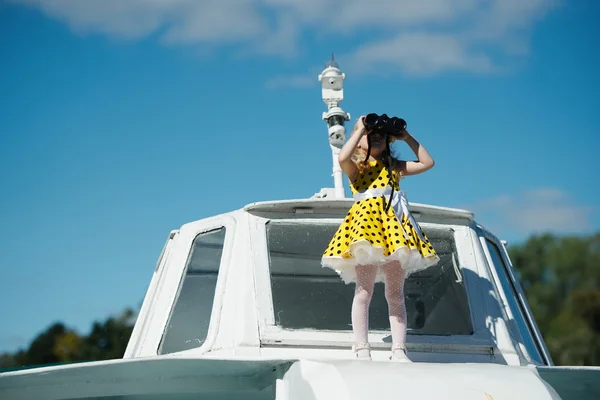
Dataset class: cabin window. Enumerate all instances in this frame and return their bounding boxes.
[159,227,226,355]
[265,221,473,336]
[484,239,545,364]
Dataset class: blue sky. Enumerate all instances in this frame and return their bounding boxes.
[1,0,598,354]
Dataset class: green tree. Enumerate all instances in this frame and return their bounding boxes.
[82,308,135,361]
[509,232,600,366]
[0,309,136,369]
[53,331,84,363]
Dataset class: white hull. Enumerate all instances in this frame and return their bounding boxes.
[3,356,598,400]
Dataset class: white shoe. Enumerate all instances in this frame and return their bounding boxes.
[390,343,412,363]
[352,342,371,360]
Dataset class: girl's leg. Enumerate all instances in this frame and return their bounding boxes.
[351,264,378,358]
[382,261,411,361]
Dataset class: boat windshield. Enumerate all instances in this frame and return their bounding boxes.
[266,220,473,335]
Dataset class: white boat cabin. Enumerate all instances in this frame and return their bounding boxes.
[124,197,553,367]
[3,196,597,400]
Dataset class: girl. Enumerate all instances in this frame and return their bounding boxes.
[321,115,439,362]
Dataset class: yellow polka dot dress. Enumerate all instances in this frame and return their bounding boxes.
[321,160,439,283]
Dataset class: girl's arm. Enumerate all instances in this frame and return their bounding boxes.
[395,131,435,176]
[338,117,368,182]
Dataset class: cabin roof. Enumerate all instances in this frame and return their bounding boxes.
[243,198,474,221]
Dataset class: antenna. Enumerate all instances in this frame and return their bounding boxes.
[318,54,351,199]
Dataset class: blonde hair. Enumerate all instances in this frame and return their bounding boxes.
[350,141,402,178]
[350,147,370,174]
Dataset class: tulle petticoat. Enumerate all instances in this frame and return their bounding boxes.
[321,240,440,284]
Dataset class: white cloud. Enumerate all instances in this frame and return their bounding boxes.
[10,0,560,77]
[340,33,494,76]
[465,187,596,238]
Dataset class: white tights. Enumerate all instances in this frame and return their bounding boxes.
[351,261,407,358]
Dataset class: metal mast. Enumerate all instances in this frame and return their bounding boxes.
[318,54,350,199]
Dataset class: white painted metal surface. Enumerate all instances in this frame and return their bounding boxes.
[3,355,592,400]
[276,360,565,400]
[1,58,599,400]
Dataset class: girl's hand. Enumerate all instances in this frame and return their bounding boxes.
[354,116,367,135]
[355,116,375,137]
[396,129,409,141]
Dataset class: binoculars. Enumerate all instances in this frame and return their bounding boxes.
[363,113,407,137]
